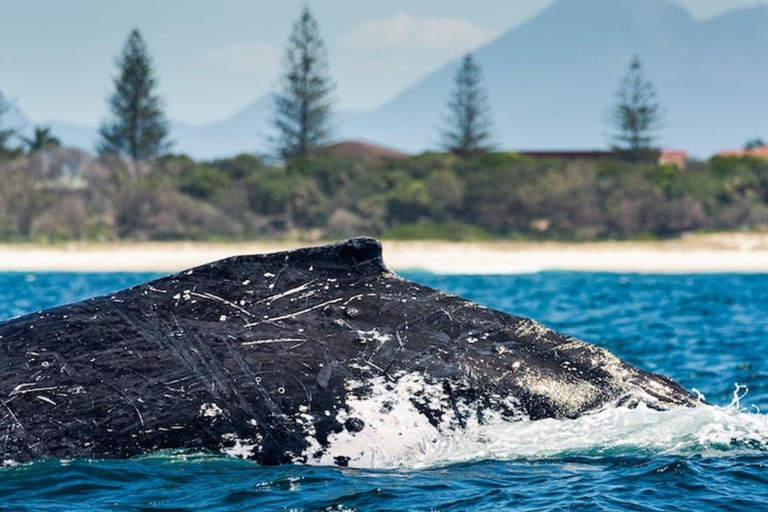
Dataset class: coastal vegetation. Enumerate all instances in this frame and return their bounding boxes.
[0,148,766,242]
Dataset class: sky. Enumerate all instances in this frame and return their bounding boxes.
[0,0,764,126]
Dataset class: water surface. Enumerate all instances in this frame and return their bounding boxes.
[1,271,766,511]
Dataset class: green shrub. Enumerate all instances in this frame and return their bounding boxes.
[178,165,230,200]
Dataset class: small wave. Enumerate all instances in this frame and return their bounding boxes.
[304,374,768,470]
[401,397,768,470]
[2,403,766,476]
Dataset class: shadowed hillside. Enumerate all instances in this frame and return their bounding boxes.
[346,0,768,156]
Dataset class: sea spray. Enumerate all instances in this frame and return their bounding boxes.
[402,398,768,470]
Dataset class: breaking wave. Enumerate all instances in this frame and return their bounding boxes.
[314,383,768,470]
[403,390,768,470]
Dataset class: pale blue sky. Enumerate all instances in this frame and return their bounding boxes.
[0,0,763,126]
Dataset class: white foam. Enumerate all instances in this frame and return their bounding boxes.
[403,402,768,470]
[303,379,768,470]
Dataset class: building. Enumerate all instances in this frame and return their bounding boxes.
[718,146,768,159]
[658,149,687,169]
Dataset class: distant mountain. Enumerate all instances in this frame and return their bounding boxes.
[30,0,768,158]
[43,97,274,159]
[46,120,99,152]
[350,0,768,156]
[43,96,367,160]
[170,96,273,159]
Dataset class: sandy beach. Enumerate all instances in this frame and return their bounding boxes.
[1,233,768,274]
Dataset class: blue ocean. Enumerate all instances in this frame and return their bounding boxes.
[1,271,767,511]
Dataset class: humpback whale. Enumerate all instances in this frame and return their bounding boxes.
[0,237,698,467]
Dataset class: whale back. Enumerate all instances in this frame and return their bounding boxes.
[0,237,697,466]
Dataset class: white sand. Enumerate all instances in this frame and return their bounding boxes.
[1,233,768,274]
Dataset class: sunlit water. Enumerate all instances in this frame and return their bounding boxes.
[1,271,767,511]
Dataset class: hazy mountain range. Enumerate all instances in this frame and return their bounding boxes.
[11,0,768,158]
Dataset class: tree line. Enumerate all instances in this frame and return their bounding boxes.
[0,7,667,162]
[0,148,766,242]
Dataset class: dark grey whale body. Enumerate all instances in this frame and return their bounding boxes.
[0,238,698,467]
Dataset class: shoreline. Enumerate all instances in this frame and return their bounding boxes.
[2,233,768,274]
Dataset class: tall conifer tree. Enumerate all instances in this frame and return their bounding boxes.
[273,7,335,159]
[99,29,170,161]
[23,127,61,152]
[0,92,16,154]
[442,54,494,157]
[609,55,664,160]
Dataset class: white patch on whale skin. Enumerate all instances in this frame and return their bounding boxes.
[199,403,223,418]
[221,432,262,459]
[290,406,324,463]
[303,372,526,469]
[355,329,391,345]
[306,373,445,468]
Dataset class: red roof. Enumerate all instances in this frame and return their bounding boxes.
[718,146,768,158]
[315,140,409,159]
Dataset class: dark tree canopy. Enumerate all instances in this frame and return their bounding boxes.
[273,7,335,159]
[23,126,61,152]
[441,54,494,157]
[0,91,17,154]
[99,29,170,161]
[609,55,664,160]
[745,138,766,150]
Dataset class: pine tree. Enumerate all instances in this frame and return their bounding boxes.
[99,29,170,161]
[273,7,334,159]
[610,55,664,160]
[0,92,16,154]
[442,54,494,157]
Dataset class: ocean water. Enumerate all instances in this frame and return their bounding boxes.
[1,270,768,511]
